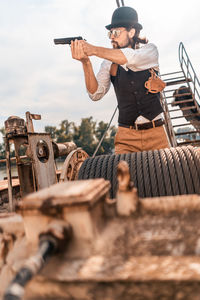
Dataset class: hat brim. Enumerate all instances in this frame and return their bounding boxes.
[105,22,143,30]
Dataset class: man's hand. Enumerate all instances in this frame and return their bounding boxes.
[82,41,127,65]
[71,39,89,63]
[82,41,96,56]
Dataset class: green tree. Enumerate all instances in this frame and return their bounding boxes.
[44,126,57,140]
[0,127,6,160]
[0,127,5,136]
[73,117,96,156]
[45,120,75,143]
[0,117,116,165]
[44,117,117,156]
[94,121,116,155]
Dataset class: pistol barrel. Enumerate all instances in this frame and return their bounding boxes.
[54,36,83,45]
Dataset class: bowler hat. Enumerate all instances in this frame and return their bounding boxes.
[105,6,142,30]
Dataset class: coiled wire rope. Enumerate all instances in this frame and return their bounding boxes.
[78,146,200,198]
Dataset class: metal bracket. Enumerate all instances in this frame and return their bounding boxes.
[26,111,41,133]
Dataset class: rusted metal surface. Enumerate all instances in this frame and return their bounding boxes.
[18,179,110,211]
[53,141,77,158]
[1,113,200,298]
[5,138,13,212]
[1,158,200,299]
[12,136,35,198]
[4,116,26,137]
[2,112,82,210]
[116,160,138,216]
[0,179,20,213]
[26,111,41,133]
[28,133,57,189]
[60,148,89,181]
[0,155,28,163]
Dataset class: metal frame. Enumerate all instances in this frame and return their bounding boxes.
[179,42,200,105]
[161,42,200,147]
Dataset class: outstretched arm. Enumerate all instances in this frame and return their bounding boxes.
[82,41,127,65]
[71,40,98,94]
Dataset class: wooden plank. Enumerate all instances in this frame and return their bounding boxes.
[0,178,19,192]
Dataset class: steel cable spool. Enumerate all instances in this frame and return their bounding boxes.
[107,154,117,197]
[171,148,187,194]
[147,150,158,197]
[142,151,152,197]
[101,154,111,179]
[77,157,89,179]
[89,156,101,179]
[175,147,191,194]
[153,149,166,196]
[84,156,95,179]
[164,148,181,195]
[187,147,200,189]
[136,151,145,198]
[159,149,173,196]
[177,147,195,194]
[78,146,200,198]
[130,152,138,190]
[112,154,123,198]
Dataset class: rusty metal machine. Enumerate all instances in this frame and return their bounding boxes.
[1,114,200,298]
[1,114,200,299]
[0,154,200,299]
[4,112,88,212]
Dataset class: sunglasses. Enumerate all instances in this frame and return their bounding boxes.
[108,29,127,39]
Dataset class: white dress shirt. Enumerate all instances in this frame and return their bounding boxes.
[88,43,162,124]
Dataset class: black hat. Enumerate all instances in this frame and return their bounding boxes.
[105,6,142,30]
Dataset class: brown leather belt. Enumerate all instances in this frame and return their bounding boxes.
[118,119,164,130]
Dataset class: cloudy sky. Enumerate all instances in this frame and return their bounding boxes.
[0,0,200,133]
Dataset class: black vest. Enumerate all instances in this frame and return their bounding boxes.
[111,66,163,125]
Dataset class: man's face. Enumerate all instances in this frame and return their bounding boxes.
[108,27,136,49]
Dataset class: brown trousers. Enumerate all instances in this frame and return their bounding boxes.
[115,125,170,154]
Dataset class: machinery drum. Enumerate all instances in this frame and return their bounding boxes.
[78,146,200,198]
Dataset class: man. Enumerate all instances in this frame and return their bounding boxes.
[70,6,170,153]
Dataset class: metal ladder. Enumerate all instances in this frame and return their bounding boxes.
[160,42,200,147]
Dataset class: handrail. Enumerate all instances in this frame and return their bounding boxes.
[179,42,200,104]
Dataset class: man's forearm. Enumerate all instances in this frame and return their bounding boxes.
[82,59,98,94]
[94,47,127,65]
[83,42,127,65]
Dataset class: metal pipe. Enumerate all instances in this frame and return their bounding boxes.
[3,221,72,300]
[0,156,27,164]
[5,138,14,212]
[53,141,77,158]
[3,240,56,300]
[0,141,77,163]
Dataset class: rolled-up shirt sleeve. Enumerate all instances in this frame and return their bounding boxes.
[88,60,112,101]
[120,43,159,71]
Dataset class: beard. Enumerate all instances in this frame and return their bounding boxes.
[111,35,132,49]
[111,41,120,49]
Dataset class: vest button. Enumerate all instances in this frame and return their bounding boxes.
[134,91,138,95]
[131,81,134,85]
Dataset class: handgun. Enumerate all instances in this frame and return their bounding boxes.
[54,36,83,45]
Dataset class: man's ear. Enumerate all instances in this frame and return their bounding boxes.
[128,28,136,38]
